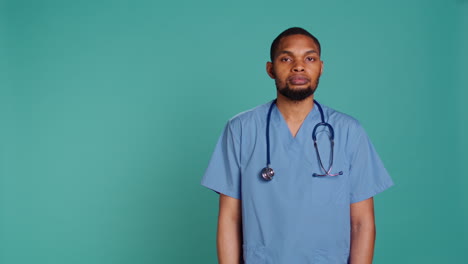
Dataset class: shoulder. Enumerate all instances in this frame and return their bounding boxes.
[226,100,272,130]
[319,102,362,129]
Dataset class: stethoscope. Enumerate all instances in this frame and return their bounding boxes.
[260,99,343,181]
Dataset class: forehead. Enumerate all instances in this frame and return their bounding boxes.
[277,34,319,53]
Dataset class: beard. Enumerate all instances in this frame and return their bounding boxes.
[276,77,320,102]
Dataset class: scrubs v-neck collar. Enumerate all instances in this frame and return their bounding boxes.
[271,101,321,148]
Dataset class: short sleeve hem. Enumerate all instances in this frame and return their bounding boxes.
[201,180,241,200]
[350,180,394,204]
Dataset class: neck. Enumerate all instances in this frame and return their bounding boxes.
[275,93,315,123]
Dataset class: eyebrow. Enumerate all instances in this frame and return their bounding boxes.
[278,50,319,56]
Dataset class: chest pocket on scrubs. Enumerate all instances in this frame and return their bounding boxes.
[308,170,348,205]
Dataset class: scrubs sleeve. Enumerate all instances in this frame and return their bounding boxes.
[348,123,394,204]
[201,119,242,200]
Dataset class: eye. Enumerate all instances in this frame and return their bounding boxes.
[280,57,292,62]
[306,57,316,62]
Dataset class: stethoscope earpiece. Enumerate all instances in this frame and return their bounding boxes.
[313,171,343,177]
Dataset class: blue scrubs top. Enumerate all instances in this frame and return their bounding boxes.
[201,100,394,264]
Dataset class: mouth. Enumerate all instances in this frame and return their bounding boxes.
[288,75,310,85]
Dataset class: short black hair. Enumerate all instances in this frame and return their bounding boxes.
[270,27,321,61]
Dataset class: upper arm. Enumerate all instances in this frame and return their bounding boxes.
[219,193,242,221]
[350,197,375,227]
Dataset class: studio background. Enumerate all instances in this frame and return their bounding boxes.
[1,0,467,263]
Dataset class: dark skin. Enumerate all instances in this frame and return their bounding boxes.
[266,34,323,137]
[217,34,375,264]
[217,194,242,264]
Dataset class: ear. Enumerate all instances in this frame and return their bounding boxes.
[266,61,275,79]
[319,60,324,76]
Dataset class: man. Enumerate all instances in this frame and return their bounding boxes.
[201,27,394,264]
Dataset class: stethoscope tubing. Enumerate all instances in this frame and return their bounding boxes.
[261,99,343,181]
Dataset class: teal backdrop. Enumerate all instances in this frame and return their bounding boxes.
[1,0,467,263]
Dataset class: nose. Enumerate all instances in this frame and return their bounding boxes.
[292,62,305,72]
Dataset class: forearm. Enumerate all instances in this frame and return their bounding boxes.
[349,222,375,264]
[217,216,243,264]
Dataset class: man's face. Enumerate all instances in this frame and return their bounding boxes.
[267,34,323,101]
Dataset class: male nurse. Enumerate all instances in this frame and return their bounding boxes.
[201,27,394,264]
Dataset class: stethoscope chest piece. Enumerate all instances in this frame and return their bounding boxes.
[260,166,275,181]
